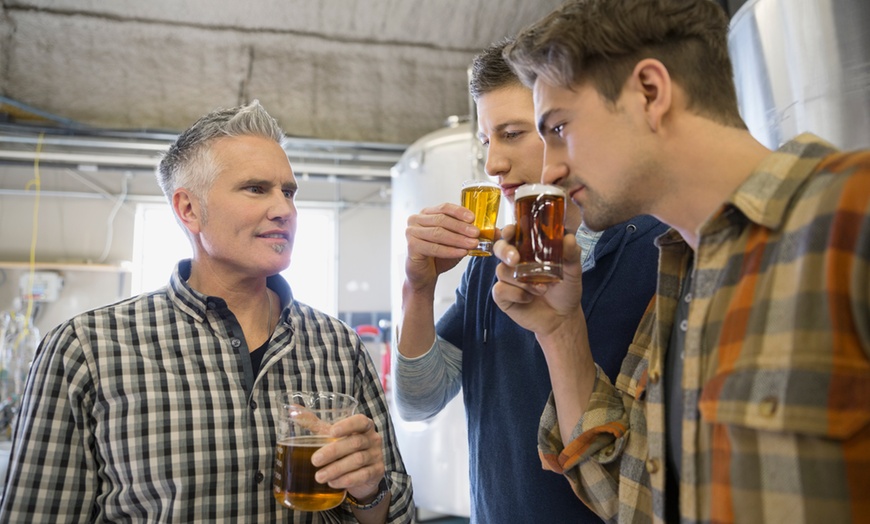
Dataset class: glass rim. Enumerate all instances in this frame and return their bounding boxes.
[461,178,499,188]
[278,391,359,410]
[515,183,565,199]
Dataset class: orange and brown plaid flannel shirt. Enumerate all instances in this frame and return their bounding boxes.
[538,133,870,523]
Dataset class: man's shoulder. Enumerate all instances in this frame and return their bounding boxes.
[793,148,870,219]
[813,148,870,185]
[33,291,170,367]
[288,300,356,335]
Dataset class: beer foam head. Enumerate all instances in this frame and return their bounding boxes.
[462,179,499,189]
[515,183,566,200]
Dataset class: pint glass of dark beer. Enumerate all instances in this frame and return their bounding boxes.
[461,179,501,256]
[513,184,566,283]
[273,391,358,512]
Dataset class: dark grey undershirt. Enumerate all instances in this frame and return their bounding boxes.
[249,339,269,376]
[665,257,693,522]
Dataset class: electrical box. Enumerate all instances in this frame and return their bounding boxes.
[19,271,64,302]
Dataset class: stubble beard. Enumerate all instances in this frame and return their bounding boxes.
[580,191,635,233]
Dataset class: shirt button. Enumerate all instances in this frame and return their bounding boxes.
[231,338,241,348]
[684,292,692,303]
[255,471,265,483]
[680,319,688,332]
[759,397,778,417]
[648,369,661,384]
[645,458,661,474]
[250,400,258,410]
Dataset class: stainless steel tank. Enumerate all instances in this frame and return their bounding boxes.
[388,121,476,518]
[729,0,870,150]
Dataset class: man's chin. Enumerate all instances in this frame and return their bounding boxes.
[579,215,609,233]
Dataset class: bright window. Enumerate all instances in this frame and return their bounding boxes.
[131,203,337,315]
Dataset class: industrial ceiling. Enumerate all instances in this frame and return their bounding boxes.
[0,0,568,144]
[0,0,739,200]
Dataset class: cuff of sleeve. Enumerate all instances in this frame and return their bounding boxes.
[539,365,629,473]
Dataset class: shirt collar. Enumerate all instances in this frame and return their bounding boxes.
[167,259,294,321]
[724,133,838,229]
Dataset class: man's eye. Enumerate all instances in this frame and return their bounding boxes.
[246,186,264,194]
[552,124,565,136]
[504,131,521,140]
[283,189,296,198]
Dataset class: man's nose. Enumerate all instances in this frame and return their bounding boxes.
[269,190,295,220]
[540,152,567,185]
[484,143,509,179]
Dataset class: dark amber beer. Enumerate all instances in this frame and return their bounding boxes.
[461,180,501,256]
[273,436,345,511]
[513,184,566,283]
[273,392,358,512]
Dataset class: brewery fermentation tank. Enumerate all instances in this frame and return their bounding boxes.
[389,121,478,518]
[729,0,870,150]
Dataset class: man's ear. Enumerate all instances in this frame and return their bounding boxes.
[630,58,672,132]
[173,188,202,235]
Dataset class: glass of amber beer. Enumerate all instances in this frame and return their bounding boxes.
[461,179,501,256]
[273,391,358,512]
[513,184,566,283]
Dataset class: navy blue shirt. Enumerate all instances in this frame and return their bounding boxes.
[437,215,667,523]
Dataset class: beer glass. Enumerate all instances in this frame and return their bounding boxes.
[273,391,358,511]
[513,184,566,283]
[461,179,501,256]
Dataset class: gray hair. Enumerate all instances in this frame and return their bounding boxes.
[156,100,286,214]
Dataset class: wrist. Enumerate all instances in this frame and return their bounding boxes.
[346,477,389,510]
[537,314,588,356]
[403,276,437,298]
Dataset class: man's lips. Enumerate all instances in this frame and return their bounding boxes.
[258,230,290,241]
[568,185,586,203]
[500,183,523,198]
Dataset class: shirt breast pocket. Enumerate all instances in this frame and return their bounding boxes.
[697,363,870,439]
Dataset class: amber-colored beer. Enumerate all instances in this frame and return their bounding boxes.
[513,185,565,283]
[461,180,501,256]
[273,436,346,511]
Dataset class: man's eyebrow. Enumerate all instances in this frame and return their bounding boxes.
[239,177,269,186]
[536,109,556,135]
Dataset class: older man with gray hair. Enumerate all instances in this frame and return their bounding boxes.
[0,101,414,523]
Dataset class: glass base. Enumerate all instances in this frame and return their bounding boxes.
[468,240,493,257]
[515,262,562,283]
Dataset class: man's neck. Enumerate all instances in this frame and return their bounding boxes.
[650,120,771,249]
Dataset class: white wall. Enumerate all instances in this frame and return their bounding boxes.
[339,205,391,313]
[0,194,136,266]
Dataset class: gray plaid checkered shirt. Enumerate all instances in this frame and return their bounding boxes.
[0,260,414,523]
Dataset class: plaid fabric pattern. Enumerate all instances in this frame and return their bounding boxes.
[538,134,870,523]
[0,261,414,523]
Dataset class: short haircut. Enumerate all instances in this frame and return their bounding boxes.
[505,0,746,128]
[469,37,525,102]
[157,100,286,215]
